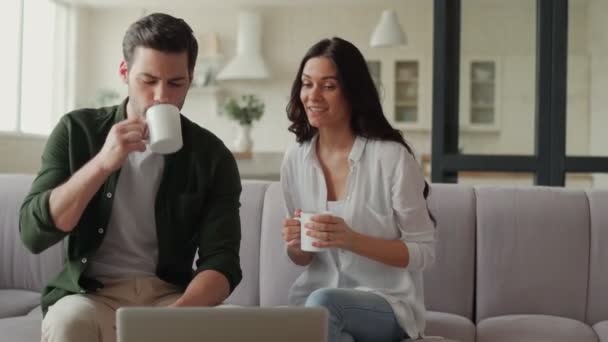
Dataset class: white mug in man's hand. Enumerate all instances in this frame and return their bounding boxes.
[299,212,325,252]
[146,104,182,154]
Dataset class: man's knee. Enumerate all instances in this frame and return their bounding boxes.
[42,295,103,341]
[340,332,355,342]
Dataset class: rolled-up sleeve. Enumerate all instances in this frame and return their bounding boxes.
[19,118,71,254]
[194,148,243,293]
[392,149,436,271]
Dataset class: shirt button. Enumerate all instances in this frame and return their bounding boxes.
[81,258,87,264]
[106,192,112,198]
[98,228,104,234]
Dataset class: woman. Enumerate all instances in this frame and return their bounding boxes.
[280,37,436,342]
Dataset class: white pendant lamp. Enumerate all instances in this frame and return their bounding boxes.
[370,9,407,47]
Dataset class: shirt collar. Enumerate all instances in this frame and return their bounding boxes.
[303,134,318,161]
[303,134,367,165]
[114,97,129,124]
[348,135,366,164]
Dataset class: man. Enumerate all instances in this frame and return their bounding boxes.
[19,13,242,342]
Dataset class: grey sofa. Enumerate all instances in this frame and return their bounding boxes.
[1,173,607,341]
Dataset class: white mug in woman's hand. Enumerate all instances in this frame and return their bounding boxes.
[146,104,182,154]
[299,212,324,252]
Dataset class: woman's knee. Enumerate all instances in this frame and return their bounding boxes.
[304,288,345,308]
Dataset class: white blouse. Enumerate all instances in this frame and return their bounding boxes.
[280,135,436,338]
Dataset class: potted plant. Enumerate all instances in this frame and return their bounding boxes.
[222,94,265,152]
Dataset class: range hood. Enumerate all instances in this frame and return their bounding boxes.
[216,11,270,80]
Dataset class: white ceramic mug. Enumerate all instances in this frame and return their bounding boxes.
[146,104,183,154]
[299,212,324,252]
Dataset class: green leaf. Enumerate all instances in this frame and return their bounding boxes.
[221,93,264,126]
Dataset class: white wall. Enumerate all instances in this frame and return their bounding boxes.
[567,0,591,157]
[588,0,608,187]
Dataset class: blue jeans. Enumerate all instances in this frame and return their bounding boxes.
[305,288,409,342]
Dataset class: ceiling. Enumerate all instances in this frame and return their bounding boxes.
[53,0,397,8]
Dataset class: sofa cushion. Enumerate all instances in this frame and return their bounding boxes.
[0,289,40,318]
[587,190,608,325]
[224,181,270,306]
[259,183,305,306]
[424,184,476,320]
[475,187,590,322]
[0,174,64,292]
[0,316,42,342]
[477,314,597,342]
[27,306,42,319]
[594,321,608,342]
[425,311,476,342]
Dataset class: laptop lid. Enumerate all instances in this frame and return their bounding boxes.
[117,306,327,342]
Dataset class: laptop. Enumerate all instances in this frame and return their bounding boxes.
[117,306,328,342]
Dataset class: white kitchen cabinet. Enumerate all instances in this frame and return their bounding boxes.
[460,57,501,132]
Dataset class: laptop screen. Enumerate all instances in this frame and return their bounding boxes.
[117,306,327,342]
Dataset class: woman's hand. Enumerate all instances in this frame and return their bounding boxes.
[306,214,358,250]
[282,210,314,266]
[282,209,303,249]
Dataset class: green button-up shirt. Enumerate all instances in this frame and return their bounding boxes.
[19,99,242,314]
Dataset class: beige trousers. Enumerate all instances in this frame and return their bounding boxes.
[41,276,182,342]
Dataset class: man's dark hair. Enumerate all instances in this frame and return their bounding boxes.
[122,13,198,77]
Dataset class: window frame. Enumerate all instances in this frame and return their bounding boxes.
[431,0,608,186]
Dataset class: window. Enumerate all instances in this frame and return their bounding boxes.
[0,1,21,132]
[432,0,608,186]
[0,0,69,135]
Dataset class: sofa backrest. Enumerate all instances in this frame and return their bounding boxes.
[224,181,270,306]
[258,183,306,306]
[0,174,64,291]
[586,189,608,325]
[4,173,605,326]
[424,184,476,321]
[475,186,590,322]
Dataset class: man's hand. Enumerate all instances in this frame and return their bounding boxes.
[167,270,230,307]
[95,116,147,173]
[47,116,148,232]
